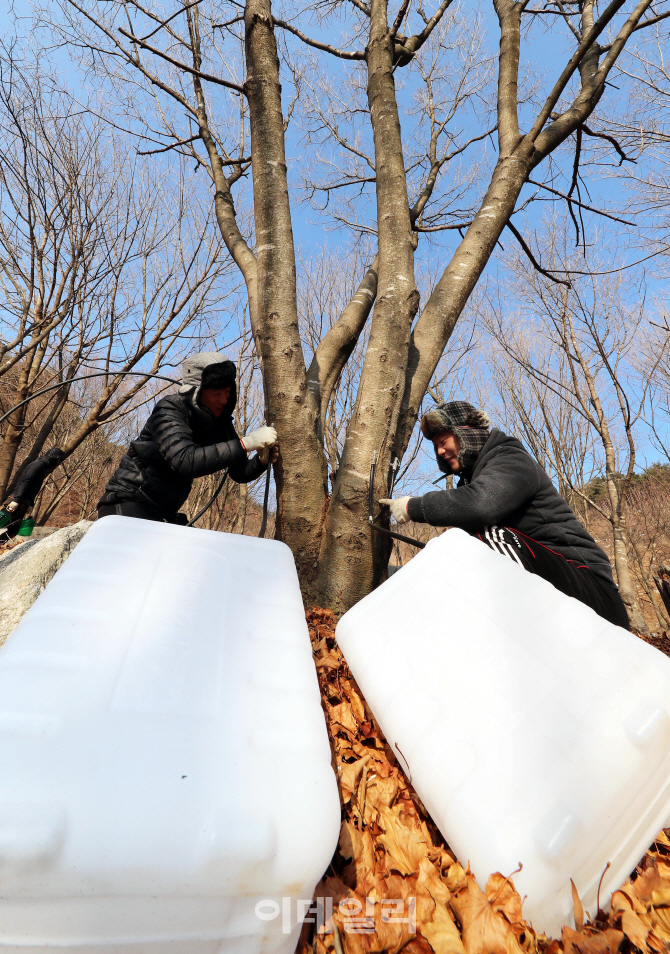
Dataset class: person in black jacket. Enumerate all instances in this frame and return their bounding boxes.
[97,352,278,524]
[380,400,629,629]
[0,446,66,540]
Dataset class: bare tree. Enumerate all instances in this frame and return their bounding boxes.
[37,0,670,609]
[481,234,666,634]
[0,46,232,499]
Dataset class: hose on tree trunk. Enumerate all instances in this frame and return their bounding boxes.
[368,455,425,550]
[258,463,271,538]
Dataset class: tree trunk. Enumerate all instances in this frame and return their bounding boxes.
[244,0,328,584]
[610,514,650,634]
[234,481,248,534]
[0,358,35,500]
[6,384,70,498]
[314,0,419,609]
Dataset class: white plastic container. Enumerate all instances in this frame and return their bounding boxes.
[336,528,670,937]
[0,516,340,953]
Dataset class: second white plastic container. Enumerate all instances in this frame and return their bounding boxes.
[336,528,670,937]
[0,516,341,953]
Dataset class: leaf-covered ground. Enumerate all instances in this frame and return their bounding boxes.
[299,607,670,954]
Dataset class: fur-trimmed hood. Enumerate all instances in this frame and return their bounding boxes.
[420,400,491,475]
[179,352,237,413]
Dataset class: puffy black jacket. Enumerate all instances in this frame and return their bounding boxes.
[407,428,615,585]
[10,456,59,506]
[99,393,265,519]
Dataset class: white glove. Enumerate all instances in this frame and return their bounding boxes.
[379,496,412,526]
[241,426,277,453]
[259,444,279,466]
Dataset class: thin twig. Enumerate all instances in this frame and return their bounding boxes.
[527,178,635,225]
[136,0,204,41]
[506,220,572,286]
[138,133,199,155]
[118,27,246,92]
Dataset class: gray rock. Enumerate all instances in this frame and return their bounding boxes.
[0,521,92,647]
[30,526,60,541]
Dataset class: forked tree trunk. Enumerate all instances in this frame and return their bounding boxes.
[237,0,651,612]
[314,150,533,609]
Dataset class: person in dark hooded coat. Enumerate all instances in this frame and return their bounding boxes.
[0,446,66,540]
[97,352,278,524]
[380,400,630,629]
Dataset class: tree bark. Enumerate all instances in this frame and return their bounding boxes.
[0,354,39,500]
[234,481,248,534]
[314,0,419,608]
[244,0,328,583]
[611,514,649,633]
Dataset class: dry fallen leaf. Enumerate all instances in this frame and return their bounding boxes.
[448,865,525,954]
[298,607,670,954]
[560,927,623,954]
[571,881,584,931]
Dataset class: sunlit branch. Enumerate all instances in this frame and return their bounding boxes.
[272,18,365,59]
[118,27,246,92]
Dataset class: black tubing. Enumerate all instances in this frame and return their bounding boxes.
[371,523,426,550]
[187,470,228,527]
[0,371,180,429]
[368,458,425,550]
[258,463,271,538]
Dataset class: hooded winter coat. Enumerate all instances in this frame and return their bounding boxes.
[407,428,616,586]
[98,354,265,520]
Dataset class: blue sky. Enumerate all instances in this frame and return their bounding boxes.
[1,0,668,492]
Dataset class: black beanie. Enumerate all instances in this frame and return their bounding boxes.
[200,360,236,390]
[44,447,65,467]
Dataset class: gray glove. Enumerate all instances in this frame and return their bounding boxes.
[241,426,278,454]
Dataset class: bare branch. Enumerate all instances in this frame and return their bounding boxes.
[138,133,200,154]
[307,257,378,426]
[396,0,456,61]
[528,0,630,144]
[390,0,411,37]
[554,0,581,39]
[600,7,670,48]
[137,0,205,41]
[63,0,197,115]
[117,27,246,91]
[213,15,245,29]
[505,220,572,285]
[272,18,365,59]
[579,121,634,164]
[414,220,473,232]
[527,178,636,225]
